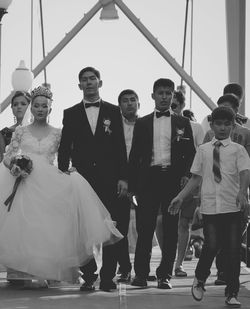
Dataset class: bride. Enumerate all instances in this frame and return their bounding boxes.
[0,86,122,284]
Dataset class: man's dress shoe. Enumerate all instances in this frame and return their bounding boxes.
[80,281,95,291]
[131,276,147,287]
[117,272,131,283]
[99,280,117,292]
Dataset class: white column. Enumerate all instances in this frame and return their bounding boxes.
[225,0,246,114]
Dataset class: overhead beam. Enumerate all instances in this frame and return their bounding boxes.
[1,0,216,113]
[114,0,216,111]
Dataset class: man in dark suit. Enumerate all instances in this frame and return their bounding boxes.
[129,78,196,289]
[116,89,140,283]
[58,67,128,292]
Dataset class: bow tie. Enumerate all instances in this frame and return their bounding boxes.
[85,102,100,108]
[156,110,171,118]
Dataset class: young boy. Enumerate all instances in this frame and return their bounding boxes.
[168,106,250,307]
[204,93,250,286]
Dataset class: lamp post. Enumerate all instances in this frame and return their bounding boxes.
[11,60,34,92]
[0,0,12,97]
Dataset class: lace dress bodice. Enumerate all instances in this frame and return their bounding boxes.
[4,126,61,165]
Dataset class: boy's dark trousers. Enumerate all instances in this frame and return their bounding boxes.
[195,212,242,295]
[215,211,248,281]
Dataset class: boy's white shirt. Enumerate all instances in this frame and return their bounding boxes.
[191,137,250,214]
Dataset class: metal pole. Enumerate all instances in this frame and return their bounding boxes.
[189,0,193,109]
[0,22,2,101]
[0,8,7,102]
[180,0,189,87]
[30,0,33,70]
[0,1,102,112]
[114,0,216,111]
[39,0,47,85]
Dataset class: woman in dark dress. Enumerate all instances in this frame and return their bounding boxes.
[1,91,31,147]
[0,90,31,285]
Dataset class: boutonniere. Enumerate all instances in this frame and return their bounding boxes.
[176,128,185,142]
[174,127,190,142]
[103,118,112,134]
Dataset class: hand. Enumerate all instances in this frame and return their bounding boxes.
[127,192,133,202]
[195,207,203,221]
[180,176,189,189]
[117,180,128,198]
[236,191,249,212]
[65,167,77,175]
[168,196,183,215]
[127,192,138,208]
[68,167,77,173]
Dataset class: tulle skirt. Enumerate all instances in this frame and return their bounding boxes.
[0,154,122,281]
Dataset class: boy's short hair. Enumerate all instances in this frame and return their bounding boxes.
[217,93,240,109]
[223,83,243,100]
[78,66,101,81]
[211,106,235,123]
[118,89,138,105]
[153,78,175,93]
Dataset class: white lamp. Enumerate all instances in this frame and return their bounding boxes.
[100,0,118,20]
[11,60,33,91]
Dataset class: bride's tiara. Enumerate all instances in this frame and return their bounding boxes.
[31,86,53,101]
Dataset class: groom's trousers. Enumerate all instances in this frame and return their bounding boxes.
[80,175,126,283]
[134,166,180,280]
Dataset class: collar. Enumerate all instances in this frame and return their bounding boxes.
[82,98,101,105]
[122,115,137,126]
[211,137,231,147]
[154,109,173,115]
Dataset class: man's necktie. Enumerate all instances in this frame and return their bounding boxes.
[85,102,100,108]
[156,110,171,118]
[213,141,222,183]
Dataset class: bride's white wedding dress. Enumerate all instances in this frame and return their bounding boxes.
[0,126,122,282]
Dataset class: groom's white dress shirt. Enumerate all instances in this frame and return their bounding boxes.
[83,99,101,134]
[122,116,136,159]
[151,109,172,167]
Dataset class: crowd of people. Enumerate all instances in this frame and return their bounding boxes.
[0,66,249,308]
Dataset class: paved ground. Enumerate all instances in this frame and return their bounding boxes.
[0,247,250,309]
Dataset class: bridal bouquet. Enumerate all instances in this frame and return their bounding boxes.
[4,155,33,211]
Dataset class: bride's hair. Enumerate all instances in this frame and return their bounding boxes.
[31,86,53,101]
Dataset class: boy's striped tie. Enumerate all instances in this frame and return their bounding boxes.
[213,141,222,183]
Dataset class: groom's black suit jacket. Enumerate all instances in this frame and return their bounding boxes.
[58,100,127,191]
[128,112,196,196]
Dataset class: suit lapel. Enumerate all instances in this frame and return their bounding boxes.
[171,113,186,142]
[146,113,154,151]
[77,102,94,137]
[94,100,106,137]
[171,114,177,143]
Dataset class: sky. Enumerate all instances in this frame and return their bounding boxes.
[0,0,249,128]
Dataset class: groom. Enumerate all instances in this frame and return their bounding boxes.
[58,66,128,292]
[129,78,196,289]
